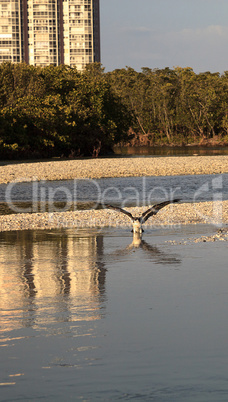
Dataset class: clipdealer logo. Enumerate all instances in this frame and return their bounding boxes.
[193,175,223,226]
[4,177,181,215]
[4,175,225,228]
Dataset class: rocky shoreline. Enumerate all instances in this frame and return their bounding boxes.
[0,156,228,232]
[0,200,228,233]
[1,155,228,184]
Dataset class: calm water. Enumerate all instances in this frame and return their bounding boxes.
[0,174,228,214]
[114,145,228,156]
[1,225,228,401]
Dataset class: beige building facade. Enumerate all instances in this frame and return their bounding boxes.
[0,0,100,70]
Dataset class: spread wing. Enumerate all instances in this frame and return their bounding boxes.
[106,204,134,221]
[141,199,180,223]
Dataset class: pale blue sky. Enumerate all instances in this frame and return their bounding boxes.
[100,0,228,73]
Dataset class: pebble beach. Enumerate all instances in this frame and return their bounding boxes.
[1,155,228,184]
[0,155,228,232]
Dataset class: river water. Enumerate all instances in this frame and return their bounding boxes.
[0,173,228,214]
[114,145,228,156]
[1,225,228,401]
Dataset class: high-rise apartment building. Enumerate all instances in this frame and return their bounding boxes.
[0,0,100,70]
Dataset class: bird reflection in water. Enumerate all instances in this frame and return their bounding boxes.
[107,231,181,265]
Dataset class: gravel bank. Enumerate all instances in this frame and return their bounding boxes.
[1,155,228,184]
[0,201,228,232]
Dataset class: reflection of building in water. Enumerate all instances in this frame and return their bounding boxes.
[0,230,106,334]
[0,236,31,333]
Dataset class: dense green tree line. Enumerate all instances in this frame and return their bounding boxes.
[106,66,228,145]
[0,62,131,159]
[1,62,228,159]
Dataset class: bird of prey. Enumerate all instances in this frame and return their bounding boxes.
[106,199,180,233]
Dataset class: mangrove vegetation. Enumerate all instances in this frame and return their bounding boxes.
[1,62,228,159]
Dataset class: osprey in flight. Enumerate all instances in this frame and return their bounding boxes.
[106,199,180,233]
